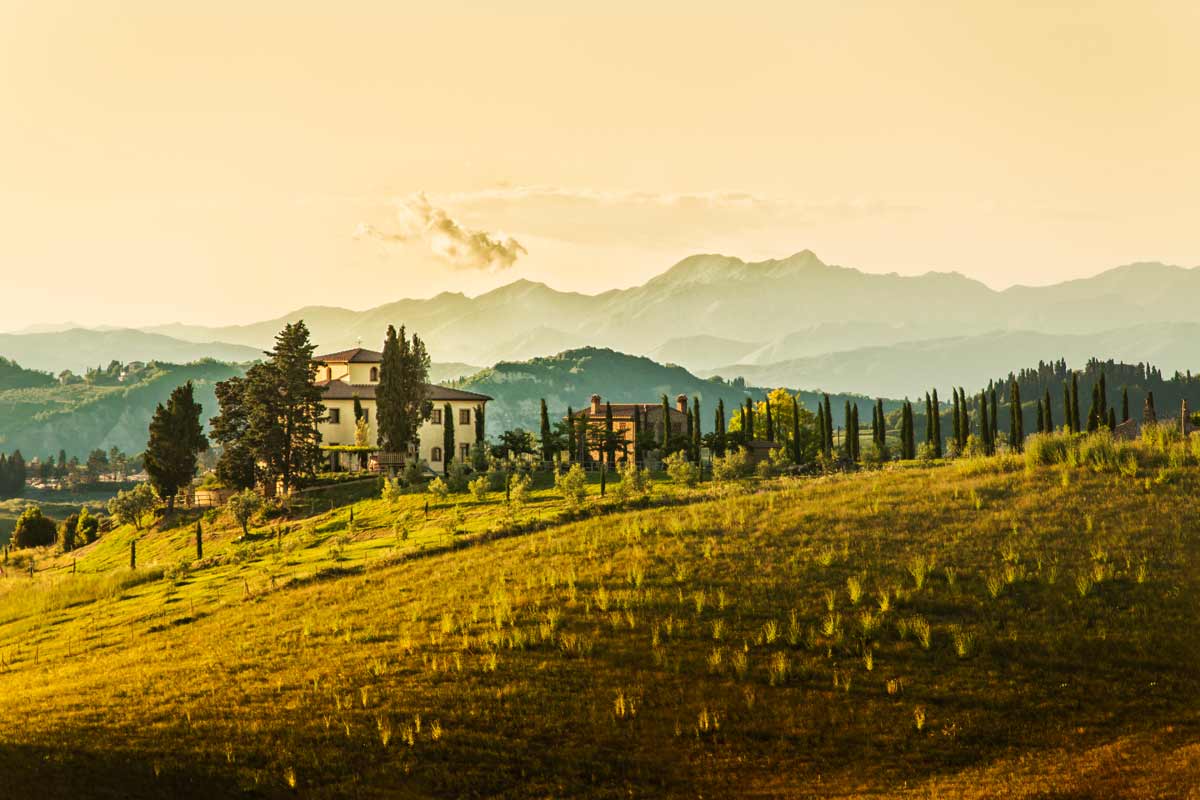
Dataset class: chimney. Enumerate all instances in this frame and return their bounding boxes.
[676,394,688,413]
[591,394,602,415]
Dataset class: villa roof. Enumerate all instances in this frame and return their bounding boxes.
[317,380,491,403]
[314,347,383,364]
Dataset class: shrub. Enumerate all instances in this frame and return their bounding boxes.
[402,459,426,487]
[380,478,404,504]
[1079,431,1122,473]
[712,449,751,483]
[427,477,450,500]
[1024,432,1072,470]
[613,461,650,504]
[77,507,100,544]
[469,476,489,501]
[508,473,532,508]
[555,464,588,510]
[58,512,81,551]
[1141,422,1183,456]
[916,442,937,462]
[664,452,700,488]
[13,505,56,548]
[446,460,469,493]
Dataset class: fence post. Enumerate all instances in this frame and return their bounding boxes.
[130,540,136,570]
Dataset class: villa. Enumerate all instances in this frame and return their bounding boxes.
[567,394,689,463]
[313,347,492,473]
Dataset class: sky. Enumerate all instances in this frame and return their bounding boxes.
[1,0,1198,331]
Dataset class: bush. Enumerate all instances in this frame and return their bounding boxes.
[1141,422,1183,456]
[380,477,404,504]
[555,464,589,510]
[427,477,449,500]
[1024,432,1072,469]
[664,452,700,487]
[916,442,937,463]
[509,473,532,508]
[58,512,81,551]
[402,459,426,487]
[469,475,489,501]
[612,461,650,504]
[13,506,56,548]
[77,507,100,544]
[712,448,751,483]
[446,460,469,493]
[1079,431,1122,473]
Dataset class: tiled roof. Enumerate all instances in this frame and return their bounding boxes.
[317,380,491,402]
[313,347,383,364]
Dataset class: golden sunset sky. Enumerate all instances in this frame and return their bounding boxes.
[1,1,1197,330]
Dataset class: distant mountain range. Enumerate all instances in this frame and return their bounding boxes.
[4,251,1198,392]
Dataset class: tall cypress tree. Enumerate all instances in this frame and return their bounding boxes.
[604,401,616,466]
[1009,380,1023,452]
[745,398,755,440]
[989,387,999,444]
[1087,383,1101,433]
[1098,373,1108,424]
[816,403,827,457]
[145,381,209,514]
[1070,373,1081,434]
[850,404,860,462]
[1121,387,1130,423]
[931,389,942,457]
[1043,389,1053,432]
[1107,407,1116,431]
[566,405,575,461]
[539,398,553,461]
[442,402,455,467]
[979,390,991,454]
[924,392,933,445]
[842,401,852,456]
[952,389,961,447]
[715,399,726,457]
[823,394,834,455]
[791,397,801,462]
[692,397,702,459]
[661,394,671,452]
[1144,391,1157,424]
[1036,398,1045,435]
[1062,381,1073,433]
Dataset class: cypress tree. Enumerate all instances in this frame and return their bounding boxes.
[872,402,881,449]
[1121,387,1130,423]
[1062,381,1072,433]
[924,392,933,445]
[632,406,641,464]
[990,387,999,444]
[1098,373,1108,422]
[745,398,755,440]
[1107,407,1117,431]
[1009,381,1023,452]
[1036,398,1045,434]
[714,399,726,457]
[1087,383,1100,432]
[850,404,860,462]
[740,406,748,442]
[931,389,942,457]
[604,401,615,466]
[1144,391,1157,424]
[952,389,961,446]
[442,402,455,467]
[823,394,834,455]
[539,398,552,461]
[958,387,969,449]
[692,397,702,460]
[843,401,852,456]
[1070,373,1081,433]
[816,403,827,457]
[791,397,801,462]
[661,394,671,452]
[566,406,576,461]
[1043,389,1053,432]
[979,391,991,454]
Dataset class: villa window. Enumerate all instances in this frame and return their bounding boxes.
[432,409,442,424]
[460,444,470,461]
[459,408,471,425]
[369,367,378,382]
[431,447,443,463]
[328,408,341,424]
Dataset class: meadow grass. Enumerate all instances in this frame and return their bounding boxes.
[0,455,1198,797]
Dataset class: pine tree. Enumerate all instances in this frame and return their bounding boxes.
[539,398,553,461]
[442,402,455,468]
[931,389,942,457]
[144,381,209,514]
[1043,389,1053,432]
[1036,397,1045,434]
[1121,387,1130,423]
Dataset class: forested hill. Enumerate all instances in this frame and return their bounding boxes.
[453,347,892,434]
[0,360,244,458]
[903,357,1200,441]
[0,357,56,391]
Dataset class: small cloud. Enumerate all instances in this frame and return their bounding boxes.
[355,192,526,271]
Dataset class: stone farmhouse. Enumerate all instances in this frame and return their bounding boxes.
[567,394,689,463]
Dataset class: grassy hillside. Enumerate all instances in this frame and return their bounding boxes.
[0,360,243,457]
[1,437,1198,797]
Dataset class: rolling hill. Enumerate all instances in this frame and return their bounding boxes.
[0,329,263,374]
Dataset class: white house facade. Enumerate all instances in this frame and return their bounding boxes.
[314,347,491,473]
